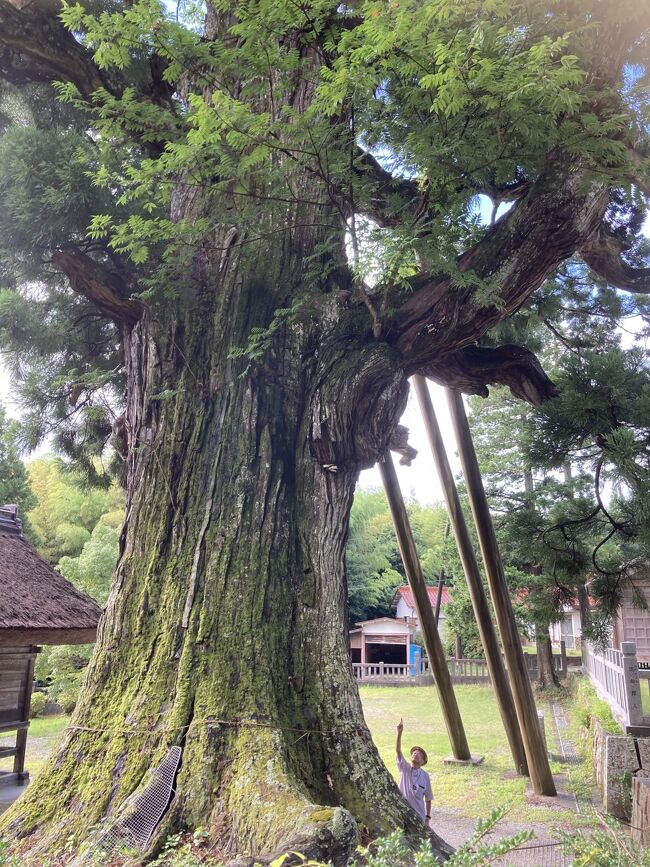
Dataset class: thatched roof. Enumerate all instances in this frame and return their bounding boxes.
[0,505,102,646]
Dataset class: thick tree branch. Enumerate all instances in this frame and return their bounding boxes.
[476,177,531,206]
[52,248,143,325]
[352,149,424,228]
[352,150,531,229]
[578,222,650,294]
[390,156,609,365]
[416,344,558,406]
[0,0,176,139]
[0,0,110,98]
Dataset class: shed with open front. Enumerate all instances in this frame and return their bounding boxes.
[0,505,101,786]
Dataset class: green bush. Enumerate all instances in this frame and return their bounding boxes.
[559,815,650,866]
[29,690,47,718]
[36,643,93,713]
[149,808,530,867]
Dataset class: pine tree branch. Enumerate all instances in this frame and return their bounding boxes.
[578,222,650,294]
[52,248,143,326]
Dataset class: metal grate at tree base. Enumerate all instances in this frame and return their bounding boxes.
[66,745,182,866]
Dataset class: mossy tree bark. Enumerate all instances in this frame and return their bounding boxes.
[3,182,454,863]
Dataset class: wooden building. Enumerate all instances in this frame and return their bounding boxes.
[349,617,414,665]
[391,584,451,631]
[612,570,650,663]
[0,505,101,786]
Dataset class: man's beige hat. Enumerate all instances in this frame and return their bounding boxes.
[410,745,428,764]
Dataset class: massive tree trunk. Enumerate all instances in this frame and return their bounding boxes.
[2,182,453,864]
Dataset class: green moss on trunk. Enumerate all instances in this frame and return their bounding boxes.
[1,167,451,867]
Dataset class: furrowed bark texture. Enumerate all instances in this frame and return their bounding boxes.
[2,181,451,864]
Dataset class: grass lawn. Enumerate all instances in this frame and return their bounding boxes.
[2,688,596,833]
[642,677,650,715]
[521,645,582,657]
[360,684,585,828]
[0,716,69,780]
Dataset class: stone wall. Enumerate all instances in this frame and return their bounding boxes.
[592,717,650,821]
[632,778,650,847]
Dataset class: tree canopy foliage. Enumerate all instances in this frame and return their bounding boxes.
[0,0,648,460]
[467,275,649,645]
[27,456,124,562]
[25,457,123,711]
[0,401,34,517]
[346,488,454,622]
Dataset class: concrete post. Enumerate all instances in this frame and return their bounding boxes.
[537,710,547,755]
[622,641,643,727]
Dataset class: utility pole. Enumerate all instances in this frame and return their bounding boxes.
[445,388,556,796]
[379,452,472,762]
[434,569,445,626]
[413,375,528,776]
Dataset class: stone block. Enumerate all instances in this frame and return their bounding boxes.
[604,736,637,819]
[632,777,650,847]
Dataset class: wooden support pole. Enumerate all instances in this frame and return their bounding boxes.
[413,375,529,776]
[445,388,556,796]
[13,646,37,783]
[379,451,472,761]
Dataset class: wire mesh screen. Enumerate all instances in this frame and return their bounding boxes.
[67,745,182,866]
[122,745,182,848]
[496,841,572,866]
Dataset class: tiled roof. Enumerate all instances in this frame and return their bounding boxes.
[393,584,452,611]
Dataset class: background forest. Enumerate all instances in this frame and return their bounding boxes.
[0,419,123,711]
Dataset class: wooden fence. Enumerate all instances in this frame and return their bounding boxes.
[353,645,567,686]
[352,658,494,684]
[583,640,650,731]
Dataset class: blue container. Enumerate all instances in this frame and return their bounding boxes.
[409,644,422,675]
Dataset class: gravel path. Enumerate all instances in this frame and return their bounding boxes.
[430,804,571,865]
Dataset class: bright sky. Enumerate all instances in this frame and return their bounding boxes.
[357,380,460,504]
[0,362,15,414]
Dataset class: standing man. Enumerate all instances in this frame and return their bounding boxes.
[396,718,432,825]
